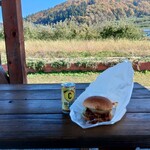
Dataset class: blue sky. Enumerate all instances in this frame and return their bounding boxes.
[0,0,66,22]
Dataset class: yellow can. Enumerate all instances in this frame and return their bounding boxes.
[61,82,75,114]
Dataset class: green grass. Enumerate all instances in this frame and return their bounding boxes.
[27,71,150,87]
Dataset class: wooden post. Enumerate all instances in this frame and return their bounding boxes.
[1,0,27,84]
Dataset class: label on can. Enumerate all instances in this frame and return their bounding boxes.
[61,82,75,113]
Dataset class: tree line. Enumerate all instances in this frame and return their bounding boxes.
[0,20,144,40]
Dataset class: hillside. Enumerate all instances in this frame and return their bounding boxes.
[25,0,150,26]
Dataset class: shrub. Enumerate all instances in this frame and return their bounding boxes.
[100,23,144,40]
[22,20,144,40]
[27,60,45,71]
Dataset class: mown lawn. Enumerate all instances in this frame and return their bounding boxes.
[27,71,150,87]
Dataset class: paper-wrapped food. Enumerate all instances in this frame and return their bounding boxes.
[70,60,134,129]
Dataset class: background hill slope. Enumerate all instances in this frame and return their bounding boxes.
[25,0,150,26]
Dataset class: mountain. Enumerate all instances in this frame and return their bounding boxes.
[25,0,150,25]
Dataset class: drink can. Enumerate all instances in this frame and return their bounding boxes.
[61,82,75,114]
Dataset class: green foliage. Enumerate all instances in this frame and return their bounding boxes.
[23,20,144,40]
[24,22,55,40]
[75,60,97,68]
[27,60,45,71]
[26,57,150,75]
[24,23,38,40]
[51,60,70,68]
[100,22,144,40]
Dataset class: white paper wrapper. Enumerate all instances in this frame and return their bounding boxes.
[70,60,134,129]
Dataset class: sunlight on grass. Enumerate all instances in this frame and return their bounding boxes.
[27,71,150,87]
[1,39,150,60]
[24,39,150,58]
[27,72,99,84]
[134,71,150,87]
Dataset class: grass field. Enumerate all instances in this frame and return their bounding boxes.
[24,39,150,58]
[27,71,150,87]
[0,39,150,62]
[0,39,150,86]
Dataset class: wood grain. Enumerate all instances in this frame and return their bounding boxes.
[0,82,149,149]
[1,0,27,83]
[0,113,149,149]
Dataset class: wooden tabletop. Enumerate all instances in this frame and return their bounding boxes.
[0,82,150,149]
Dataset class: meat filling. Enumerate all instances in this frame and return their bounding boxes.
[84,108,111,124]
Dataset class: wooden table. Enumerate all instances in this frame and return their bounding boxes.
[0,82,150,149]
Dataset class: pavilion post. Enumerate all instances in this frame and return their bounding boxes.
[1,0,27,84]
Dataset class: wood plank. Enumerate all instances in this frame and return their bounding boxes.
[0,88,85,100]
[0,82,148,90]
[0,86,149,100]
[1,0,27,84]
[0,113,149,149]
[0,100,62,114]
[0,83,149,114]
[0,98,150,114]
[127,99,150,113]
[0,95,149,114]
[0,83,89,90]
[0,82,149,104]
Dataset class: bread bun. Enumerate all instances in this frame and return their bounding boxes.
[83,96,113,111]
